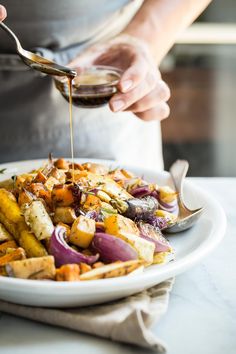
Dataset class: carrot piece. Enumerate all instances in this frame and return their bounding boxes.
[0,240,17,256]
[0,247,26,266]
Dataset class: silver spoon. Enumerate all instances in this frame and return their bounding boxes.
[165,160,203,233]
[0,22,76,78]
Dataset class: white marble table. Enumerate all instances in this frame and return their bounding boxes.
[0,178,235,354]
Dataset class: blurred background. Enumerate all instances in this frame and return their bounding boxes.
[160,0,236,176]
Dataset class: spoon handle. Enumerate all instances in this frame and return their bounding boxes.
[169,160,189,204]
[0,22,22,51]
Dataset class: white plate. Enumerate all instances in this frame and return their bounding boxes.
[0,159,226,308]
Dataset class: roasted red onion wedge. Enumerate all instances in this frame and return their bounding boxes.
[50,226,99,267]
[92,232,138,262]
[138,222,171,252]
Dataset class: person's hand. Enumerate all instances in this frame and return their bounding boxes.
[0,5,7,21]
[69,35,170,121]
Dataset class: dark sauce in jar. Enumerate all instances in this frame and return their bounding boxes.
[54,66,121,108]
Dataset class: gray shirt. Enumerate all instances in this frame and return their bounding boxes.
[0,0,163,170]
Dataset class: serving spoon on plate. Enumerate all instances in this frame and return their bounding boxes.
[0,22,76,77]
[165,160,203,233]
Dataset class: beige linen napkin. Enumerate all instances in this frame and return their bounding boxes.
[0,278,174,353]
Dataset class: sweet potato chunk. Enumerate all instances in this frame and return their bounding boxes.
[52,184,74,206]
[55,264,80,281]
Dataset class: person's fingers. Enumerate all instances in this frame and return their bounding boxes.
[135,102,170,122]
[110,71,158,112]
[0,5,7,21]
[118,54,149,93]
[126,81,170,113]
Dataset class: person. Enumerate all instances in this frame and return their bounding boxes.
[0,0,211,169]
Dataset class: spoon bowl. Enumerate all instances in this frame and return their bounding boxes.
[0,22,76,78]
[165,160,203,233]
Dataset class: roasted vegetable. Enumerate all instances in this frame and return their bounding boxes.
[0,223,13,243]
[53,207,77,224]
[83,194,101,211]
[54,158,70,170]
[110,195,158,220]
[50,226,98,266]
[70,215,96,248]
[104,215,155,263]
[79,260,143,280]
[138,222,171,252]
[23,200,54,240]
[18,189,35,206]
[19,230,48,258]
[82,162,109,175]
[0,179,14,191]
[104,214,139,236]
[55,264,80,281]
[0,240,17,256]
[5,256,56,279]
[0,247,26,266]
[52,184,74,206]
[92,232,138,262]
[0,189,23,224]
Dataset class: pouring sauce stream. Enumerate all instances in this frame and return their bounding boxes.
[68,77,75,183]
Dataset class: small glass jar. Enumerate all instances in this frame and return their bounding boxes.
[54,65,122,108]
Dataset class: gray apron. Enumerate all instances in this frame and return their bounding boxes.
[0,0,163,170]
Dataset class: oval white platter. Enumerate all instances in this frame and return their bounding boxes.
[0,159,226,308]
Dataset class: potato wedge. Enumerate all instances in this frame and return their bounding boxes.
[80,260,143,280]
[5,256,55,279]
[23,200,54,240]
[70,215,95,248]
[53,207,77,224]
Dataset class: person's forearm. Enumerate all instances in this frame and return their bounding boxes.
[122,0,212,64]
